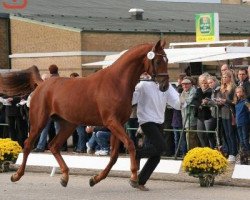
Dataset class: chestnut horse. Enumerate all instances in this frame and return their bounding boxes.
[10,40,169,188]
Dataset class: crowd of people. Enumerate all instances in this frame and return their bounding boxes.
[127,64,250,164]
[169,64,250,163]
[1,63,250,165]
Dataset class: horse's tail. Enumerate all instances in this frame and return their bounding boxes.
[0,65,43,97]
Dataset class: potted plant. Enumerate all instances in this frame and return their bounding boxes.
[182,147,228,187]
[0,138,22,172]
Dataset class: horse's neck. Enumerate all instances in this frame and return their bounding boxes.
[108,45,151,92]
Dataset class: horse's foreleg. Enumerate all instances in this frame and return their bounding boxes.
[89,135,120,186]
[48,120,76,187]
[108,122,138,184]
[11,130,40,182]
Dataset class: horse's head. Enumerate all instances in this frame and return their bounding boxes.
[145,40,169,92]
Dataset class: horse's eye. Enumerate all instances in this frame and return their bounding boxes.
[156,60,161,66]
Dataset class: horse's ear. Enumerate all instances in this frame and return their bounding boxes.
[160,40,166,48]
[153,40,165,52]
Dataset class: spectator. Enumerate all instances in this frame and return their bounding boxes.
[192,73,216,149]
[171,75,187,157]
[233,86,250,154]
[0,100,6,137]
[85,126,98,154]
[49,64,59,77]
[180,77,199,150]
[0,96,25,147]
[220,63,229,75]
[70,72,80,78]
[74,125,88,153]
[207,76,227,152]
[86,126,111,156]
[32,118,56,152]
[218,70,237,162]
[176,73,186,93]
[237,68,250,101]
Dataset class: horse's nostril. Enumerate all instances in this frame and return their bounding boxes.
[159,83,169,92]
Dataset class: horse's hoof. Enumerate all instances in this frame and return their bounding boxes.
[89,177,96,187]
[60,177,68,187]
[129,179,139,188]
[10,174,19,182]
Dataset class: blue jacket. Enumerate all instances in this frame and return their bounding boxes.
[235,99,249,126]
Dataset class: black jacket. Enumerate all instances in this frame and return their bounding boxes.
[192,87,212,120]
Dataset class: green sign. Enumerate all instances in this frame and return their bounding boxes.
[195,13,219,42]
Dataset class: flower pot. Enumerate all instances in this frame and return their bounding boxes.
[0,161,11,173]
[198,174,215,187]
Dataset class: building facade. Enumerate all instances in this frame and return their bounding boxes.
[0,1,249,80]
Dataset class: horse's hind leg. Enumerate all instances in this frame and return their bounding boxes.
[48,119,76,187]
[89,135,121,186]
[11,120,47,182]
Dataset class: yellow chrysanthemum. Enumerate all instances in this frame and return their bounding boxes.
[182,147,228,176]
[0,138,22,164]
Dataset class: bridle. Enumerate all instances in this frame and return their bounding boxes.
[147,51,169,81]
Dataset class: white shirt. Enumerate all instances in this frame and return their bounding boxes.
[132,81,180,125]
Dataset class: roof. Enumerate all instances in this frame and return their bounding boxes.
[0,0,250,34]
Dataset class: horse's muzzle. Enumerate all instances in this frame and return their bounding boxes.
[157,74,169,92]
[159,82,169,92]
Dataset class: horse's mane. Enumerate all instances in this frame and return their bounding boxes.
[117,43,152,63]
[86,43,153,79]
[0,66,43,97]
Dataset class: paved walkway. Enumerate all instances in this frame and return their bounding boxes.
[9,153,250,188]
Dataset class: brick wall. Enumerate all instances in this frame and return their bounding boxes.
[10,18,82,75]
[10,19,81,53]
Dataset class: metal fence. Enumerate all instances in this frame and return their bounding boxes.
[126,104,220,160]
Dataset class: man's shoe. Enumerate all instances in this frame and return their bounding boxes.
[98,150,109,156]
[32,148,44,153]
[86,142,94,154]
[129,179,149,191]
[136,185,149,191]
